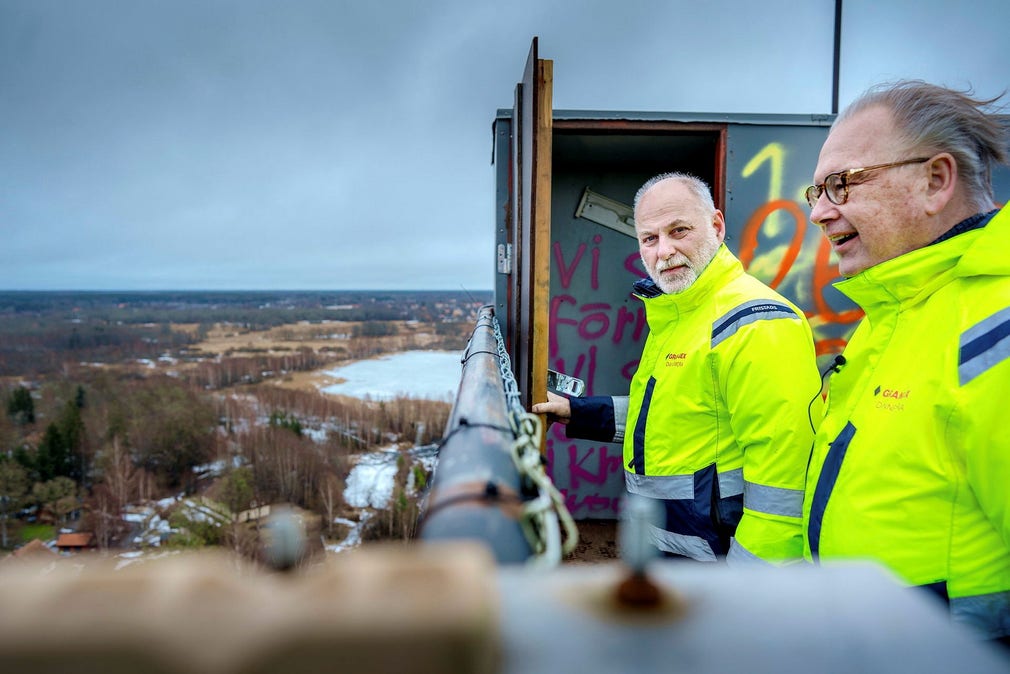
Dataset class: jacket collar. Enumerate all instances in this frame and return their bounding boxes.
[956,206,1010,277]
[834,205,1008,315]
[632,244,743,311]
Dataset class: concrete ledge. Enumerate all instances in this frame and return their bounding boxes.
[0,542,500,674]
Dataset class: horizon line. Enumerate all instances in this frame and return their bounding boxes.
[0,288,494,293]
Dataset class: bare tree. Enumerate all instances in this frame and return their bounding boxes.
[85,483,119,549]
[317,472,344,537]
[101,436,138,508]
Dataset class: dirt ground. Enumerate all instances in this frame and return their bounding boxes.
[565,519,619,564]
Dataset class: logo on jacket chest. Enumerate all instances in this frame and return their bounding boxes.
[873,384,911,412]
[874,385,910,399]
[665,352,687,367]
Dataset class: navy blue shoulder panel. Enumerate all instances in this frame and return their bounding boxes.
[959,305,1010,386]
[711,299,798,349]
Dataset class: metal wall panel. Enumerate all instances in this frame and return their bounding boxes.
[724,123,851,360]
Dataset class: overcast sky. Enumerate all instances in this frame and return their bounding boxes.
[2,0,1007,291]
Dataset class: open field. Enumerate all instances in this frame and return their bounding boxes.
[180,320,438,354]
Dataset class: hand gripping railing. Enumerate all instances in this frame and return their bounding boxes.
[418,305,578,565]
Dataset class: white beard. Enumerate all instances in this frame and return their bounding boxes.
[646,234,721,294]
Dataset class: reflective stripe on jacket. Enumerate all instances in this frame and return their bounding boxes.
[624,245,821,563]
[802,206,1010,639]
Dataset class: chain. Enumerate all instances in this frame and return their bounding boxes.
[491,316,579,565]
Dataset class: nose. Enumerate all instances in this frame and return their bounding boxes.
[808,192,835,227]
[657,234,678,260]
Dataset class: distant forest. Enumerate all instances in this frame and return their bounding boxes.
[0,289,491,378]
[0,289,491,559]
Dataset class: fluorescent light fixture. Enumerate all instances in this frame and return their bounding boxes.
[574,188,636,239]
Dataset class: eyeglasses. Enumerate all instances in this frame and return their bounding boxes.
[804,157,931,208]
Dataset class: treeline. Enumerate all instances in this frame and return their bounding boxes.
[0,318,471,380]
[249,386,450,447]
[0,290,490,327]
[0,319,195,377]
[186,348,336,390]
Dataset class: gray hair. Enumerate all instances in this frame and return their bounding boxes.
[838,80,1008,211]
[633,172,715,216]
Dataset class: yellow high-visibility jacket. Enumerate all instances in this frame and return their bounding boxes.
[623,245,821,563]
[803,206,1010,639]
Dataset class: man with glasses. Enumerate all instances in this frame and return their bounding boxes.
[802,80,1010,644]
[533,173,822,565]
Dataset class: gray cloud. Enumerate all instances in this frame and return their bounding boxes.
[1,0,1007,290]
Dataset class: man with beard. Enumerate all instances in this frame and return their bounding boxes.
[533,173,822,564]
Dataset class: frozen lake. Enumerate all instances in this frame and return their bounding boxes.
[320,350,462,401]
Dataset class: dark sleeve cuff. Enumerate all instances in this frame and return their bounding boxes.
[565,395,617,442]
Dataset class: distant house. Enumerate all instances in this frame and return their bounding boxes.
[55,532,96,553]
[236,504,272,524]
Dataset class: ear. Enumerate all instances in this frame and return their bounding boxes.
[712,209,727,243]
[923,153,958,216]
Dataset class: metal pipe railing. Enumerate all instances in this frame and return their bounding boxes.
[418,306,534,563]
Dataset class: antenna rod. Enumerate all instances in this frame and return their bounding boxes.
[832,0,843,114]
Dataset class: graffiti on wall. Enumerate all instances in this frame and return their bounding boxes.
[737,141,862,356]
[545,232,647,517]
[546,138,861,519]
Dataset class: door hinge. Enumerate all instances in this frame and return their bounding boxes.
[497,243,512,274]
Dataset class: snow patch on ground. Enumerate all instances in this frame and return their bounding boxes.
[343,448,401,509]
[325,512,372,555]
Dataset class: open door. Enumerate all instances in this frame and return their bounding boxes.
[494,40,728,520]
[506,37,552,412]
